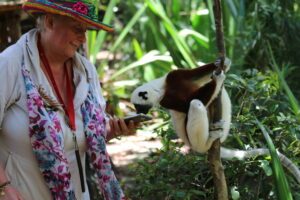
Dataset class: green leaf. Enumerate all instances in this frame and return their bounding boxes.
[132,39,144,59]
[259,160,273,176]
[179,29,209,49]
[146,0,197,68]
[231,186,240,200]
[267,42,300,120]
[143,65,156,82]
[110,3,148,53]
[108,50,172,80]
[256,119,293,200]
[89,0,117,64]
[175,190,186,198]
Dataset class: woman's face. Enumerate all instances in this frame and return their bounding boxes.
[46,15,88,59]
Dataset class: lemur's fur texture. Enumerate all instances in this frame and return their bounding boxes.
[131,59,300,184]
[131,60,231,152]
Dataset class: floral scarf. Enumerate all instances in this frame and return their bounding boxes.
[21,61,125,200]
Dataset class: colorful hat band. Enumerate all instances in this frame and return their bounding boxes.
[22,0,115,31]
[49,0,97,19]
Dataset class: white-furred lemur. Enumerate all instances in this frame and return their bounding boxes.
[131,58,300,184]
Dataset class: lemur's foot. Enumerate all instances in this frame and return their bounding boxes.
[209,120,225,140]
[214,57,231,72]
[212,70,225,83]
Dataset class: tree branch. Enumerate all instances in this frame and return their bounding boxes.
[208,0,228,199]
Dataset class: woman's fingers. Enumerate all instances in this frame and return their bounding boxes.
[118,118,127,130]
[108,117,141,139]
[118,119,139,136]
[129,121,138,135]
[112,118,121,136]
[127,121,138,135]
[118,119,133,136]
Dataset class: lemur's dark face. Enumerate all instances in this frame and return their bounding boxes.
[133,104,152,114]
[130,76,167,114]
[131,89,154,114]
[133,92,151,114]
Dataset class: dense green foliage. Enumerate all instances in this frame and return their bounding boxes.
[86,0,300,199]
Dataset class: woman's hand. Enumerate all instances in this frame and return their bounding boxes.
[0,185,24,200]
[106,118,141,142]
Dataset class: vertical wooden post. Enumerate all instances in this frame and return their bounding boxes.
[208,0,228,199]
[7,10,21,43]
[0,13,8,51]
[0,10,21,52]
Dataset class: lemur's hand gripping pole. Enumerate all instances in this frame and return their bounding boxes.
[208,0,229,199]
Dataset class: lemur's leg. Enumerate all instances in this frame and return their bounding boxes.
[220,88,231,142]
[186,99,216,153]
[209,120,225,141]
[169,110,190,146]
[208,87,231,143]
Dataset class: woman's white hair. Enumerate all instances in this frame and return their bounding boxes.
[36,14,46,31]
[36,14,62,31]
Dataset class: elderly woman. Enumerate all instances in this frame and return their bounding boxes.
[0,0,135,199]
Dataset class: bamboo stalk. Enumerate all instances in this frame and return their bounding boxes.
[208,0,228,199]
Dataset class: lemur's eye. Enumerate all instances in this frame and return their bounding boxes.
[138,91,148,100]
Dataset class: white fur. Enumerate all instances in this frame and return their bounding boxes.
[187,100,212,152]
[169,88,231,153]
[220,88,231,142]
[169,110,188,144]
[131,68,230,152]
[130,76,166,107]
[206,71,225,107]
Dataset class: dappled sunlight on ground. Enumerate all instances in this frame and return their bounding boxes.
[106,131,163,167]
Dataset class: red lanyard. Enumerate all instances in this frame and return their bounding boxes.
[37,37,76,131]
[37,36,86,192]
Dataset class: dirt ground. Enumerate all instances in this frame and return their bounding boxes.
[106,132,163,182]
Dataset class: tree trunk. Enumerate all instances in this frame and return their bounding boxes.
[208,0,229,199]
[0,10,21,52]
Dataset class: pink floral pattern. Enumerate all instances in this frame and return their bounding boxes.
[72,2,88,16]
[82,85,126,200]
[22,62,125,200]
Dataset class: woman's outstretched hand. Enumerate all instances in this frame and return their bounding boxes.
[106,118,141,142]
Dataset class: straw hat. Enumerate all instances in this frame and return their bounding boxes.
[22,0,114,31]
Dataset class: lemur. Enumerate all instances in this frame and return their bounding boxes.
[130,59,300,184]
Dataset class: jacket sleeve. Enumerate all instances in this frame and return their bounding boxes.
[0,53,21,127]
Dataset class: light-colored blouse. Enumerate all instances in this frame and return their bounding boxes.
[0,29,107,200]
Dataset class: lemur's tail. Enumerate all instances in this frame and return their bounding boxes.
[220,147,300,184]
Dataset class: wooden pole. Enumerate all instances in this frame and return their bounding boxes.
[0,10,21,52]
[208,0,228,199]
[213,0,226,73]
